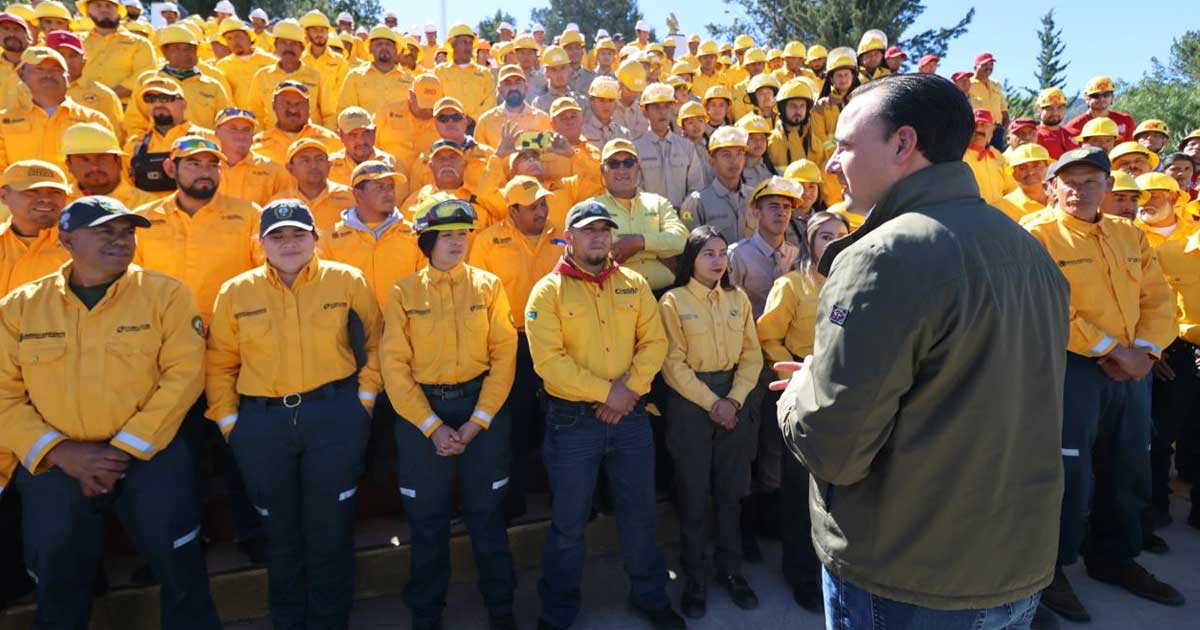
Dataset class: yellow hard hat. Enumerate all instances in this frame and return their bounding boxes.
[1078,117,1119,140]
[513,34,538,50]
[1111,171,1140,193]
[856,29,887,55]
[736,113,772,135]
[550,96,583,118]
[742,47,767,65]
[1005,143,1052,168]
[826,47,856,72]
[1180,129,1200,150]
[1133,119,1169,139]
[671,59,697,76]
[559,30,584,47]
[298,10,331,30]
[75,0,126,18]
[541,45,570,68]
[594,38,617,53]
[125,20,150,38]
[272,19,305,44]
[618,44,640,61]
[639,82,675,106]
[1083,75,1115,96]
[1035,87,1067,109]
[665,74,689,90]
[158,24,198,47]
[718,53,733,66]
[677,100,706,125]
[805,44,828,63]
[751,175,806,204]
[647,42,665,56]
[412,193,477,233]
[617,58,647,92]
[784,159,822,184]
[588,76,620,99]
[446,23,475,41]
[702,84,733,104]
[733,34,755,51]
[747,73,780,94]
[1110,141,1160,170]
[5,3,34,25]
[491,40,511,58]
[776,78,814,103]
[766,48,783,62]
[368,25,397,43]
[783,41,807,59]
[697,40,719,57]
[1136,171,1180,194]
[34,0,71,24]
[219,16,250,37]
[62,122,124,156]
[708,125,749,152]
[687,34,701,44]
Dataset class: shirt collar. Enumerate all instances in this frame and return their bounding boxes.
[684,277,722,302]
[1056,206,1104,235]
[265,255,319,288]
[427,261,467,285]
[342,207,404,237]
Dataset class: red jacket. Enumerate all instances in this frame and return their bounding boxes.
[1064,110,1136,143]
[1036,125,1079,159]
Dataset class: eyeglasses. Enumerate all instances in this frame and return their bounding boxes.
[144,93,180,104]
[604,157,638,170]
[436,113,465,123]
[1089,91,1114,99]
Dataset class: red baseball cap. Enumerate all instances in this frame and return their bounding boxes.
[885,46,907,60]
[974,52,996,67]
[950,71,974,82]
[1008,117,1037,133]
[917,54,940,67]
[973,109,994,125]
[45,30,84,55]
[0,12,29,33]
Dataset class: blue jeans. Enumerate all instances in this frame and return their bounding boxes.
[823,567,1039,630]
[538,397,669,629]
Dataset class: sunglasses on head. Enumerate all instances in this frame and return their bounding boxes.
[144,93,179,104]
[436,113,465,123]
[605,156,638,170]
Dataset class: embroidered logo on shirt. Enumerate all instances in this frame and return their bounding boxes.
[1057,258,1091,268]
[614,288,637,295]
[829,305,849,327]
[116,324,151,333]
[323,302,348,310]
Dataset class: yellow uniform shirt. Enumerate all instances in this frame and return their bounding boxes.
[968,77,1007,120]
[336,64,414,115]
[474,104,552,151]
[133,192,262,324]
[69,179,157,212]
[420,44,440,70]
[245,63,334,130]
[250,122,341,165]
[280,180,356,231]
[252,30,275,54]
[215,49,278,110]
[328,148,404,189]
[400,183,504,231]
[320,210,424,308]
[1022,208,1177,357]
[0,223,68,296]
[0,263,204,488]
[757,269,822,378]
[0,99,113,172]
[81,30,158,97]
[122,71,232,137]
[475,156,604,231]
[1001,187,1046,222]
[592,192,689,290]
[467,219,565,329]
[223,152,293,207]
[767,122,828,171]
[1155,230,1200,345]
[67,79,125,143]
[659,279,762,409]
[374,101,441,172]
[433,63,498,122]
[204,258,383,431]
[301,49,349,126]
[380,263,517,435]
[1135,215,1197,249]
[691,69,727,99]
[406,141,494,202]
[963,147,1016,205]
[525,261,668,402]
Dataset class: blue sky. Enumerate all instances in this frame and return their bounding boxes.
[383,0,1183,93]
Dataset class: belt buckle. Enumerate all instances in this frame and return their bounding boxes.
[283,393,302,408]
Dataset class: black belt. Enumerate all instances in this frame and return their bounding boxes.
[546,395,594,411]
[251,375,356,408]
[420,373,486,400]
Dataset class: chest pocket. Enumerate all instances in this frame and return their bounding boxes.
[679,314,710,338]
[18,341,67,368]
[236,310,274,351]
[406,303,437,337]
[614,297,639,327]
[668,143,691,168]
[1,118,33,135]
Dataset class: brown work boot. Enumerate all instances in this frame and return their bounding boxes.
[1040,566,1090,622]
[1086,560,1186,606]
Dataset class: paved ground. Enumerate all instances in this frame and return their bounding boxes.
[230,494,1199,629]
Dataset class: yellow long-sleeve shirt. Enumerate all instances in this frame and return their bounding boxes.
[302,49,349,125]
[380,263,517,436]
[467,219,565,330]
[215,49,278,110]
[1155,230,1200,345]
[245,64,335,130]
[1022,208,1177,357]
[122,70,231,137]
[0,223,69,297]
[592,192,689,290]
[67,79,125,143]
[250,122,342,165]
[280,180,356,231]
[767,121,827,171]
[1001,187,1047,222]
[0,263,204,489]
[659,279,762,409]
[1135,214,1197,249]
[81,30,158,97]
[433,62,497,122]
[757,269,822,377]
[204,258,383,432]
[337,64,414,115]
[0,98,114,172]
[319,210,425,308]
[474,104,552,151]
[223,152,293,207]
[374,101,440,172]
[963,146,1016,205]
[133,192,262,324]
[525,261,668,403]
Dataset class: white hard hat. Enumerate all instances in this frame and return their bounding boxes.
[635,20,649,32]
[424,21,436,33]
[531,23,544,32]
[384,10,397,19]
[249,8,268,21]
[336,12,352,23]
[564,23,579,32]
[498,21,513,31]
[160,2,179,13]
[596,29,610,39]
[214,0,235,15]
[122,0,143,9]
[355,26,367,35]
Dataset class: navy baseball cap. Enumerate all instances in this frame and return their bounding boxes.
[59,196,151,232]
[260,199,315,237]
[1047,146,1112,181]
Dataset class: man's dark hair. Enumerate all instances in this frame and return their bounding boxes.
[850,74,974,164]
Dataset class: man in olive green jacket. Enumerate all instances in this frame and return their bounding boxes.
[777,75,1070,628]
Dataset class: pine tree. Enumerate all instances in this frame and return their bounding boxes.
[529,0,644,41]
[1033,10,1068,91]
[477,10,517,43]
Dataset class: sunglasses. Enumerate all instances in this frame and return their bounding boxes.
[144,93,180,104]
[605,157,638,170]
[218,107,255,118]
[436,113,465,123]
[1089,91,1114,99]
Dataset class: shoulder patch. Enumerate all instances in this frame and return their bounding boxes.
[829,305,849,327]
[192,316,205,337]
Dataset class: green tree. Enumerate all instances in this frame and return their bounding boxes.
[1149,30,1200,84]
[1003,80,1035,120]
[178,0,382,26]
[477,10,517,43]
[705,0,973,59]
[1113,30,1200,145]
[529,0,644,41]
[1033,10,1068,91]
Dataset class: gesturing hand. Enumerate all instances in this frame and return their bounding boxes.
[769,356,813,391]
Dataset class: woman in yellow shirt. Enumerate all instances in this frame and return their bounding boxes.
[379,196,519,630]
[659,225,763,619]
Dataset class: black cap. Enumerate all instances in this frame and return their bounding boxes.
[260,199,315,237]
[59,196,151,232]
[1047,146,1111,181]
[565,200,618,229]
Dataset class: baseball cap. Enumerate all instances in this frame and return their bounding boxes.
[972,109,994,125]
[19,46,66,71]
[337,106,374,133]
[141,76,184,97]
[259,199,315,237]
[45,30,84,54]
[565,200,618,229]
[950,71,974,82]
[917,54,939,66]
[0,13,29,34]
[432,97,464,117]
[550,97,583,118]
[285,138,329,163]
[498,64,526,83]
[429,139,465,157]
[503,175,553,206]
[601,138,638,162]
[974,52,996,67]
[350,160,404,188]
[59,195,151,232]
[1047,146,1111,180]
[2,160,70,193]
[274,80,310,98]
[884,46,906,60]
[170,135,225,161]
[413,74,444,110]
[214,107,257,127]
[1008,117,1037,133]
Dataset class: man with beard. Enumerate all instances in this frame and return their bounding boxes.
[0,46,113,173]
[963,109,1017,205]
[121,77,213,201]
[634,83,705,208]
[214,108,290,207]
[338,26,414,115]
[434,24,503,123]
[405,97,494,194]
[1132,172,1191,248]
[282,138,356,231]
[329,107,404,190]
[766,79,826,171]
[0,13,30,107]
[1066,76,1137,143]
[78,0,156,102]
[475,65,552,151]
[122,25,232,137]
[246,19,335,130]
[300,11,349,113]
[42,30,124,143]
[63,123,153,210]
[401,139,503,227]
[213,17,277,109]
[122,0,143,22]
[1036,87,1079,159]
[251,80,341,165]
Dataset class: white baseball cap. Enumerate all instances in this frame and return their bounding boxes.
[424,21,436,33]
[214,0,235,15]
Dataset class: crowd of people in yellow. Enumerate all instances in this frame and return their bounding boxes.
[0,1,1196,629]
